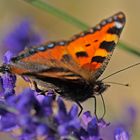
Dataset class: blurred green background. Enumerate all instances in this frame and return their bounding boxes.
[0,0,139,139]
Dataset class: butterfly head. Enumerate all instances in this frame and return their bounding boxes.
[92,80,110,95]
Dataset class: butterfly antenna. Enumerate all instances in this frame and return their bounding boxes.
[104,81,129,87]
[101,62,140,81]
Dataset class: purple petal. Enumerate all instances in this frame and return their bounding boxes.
[98,118,110,128]
[69,104,78,118]
[41,96,53,115]
[4,20,42,55]
[57,97,67,114]
[0,113,17,131]
[114,127,130,140]
[16,88,41,114]
[3,51,14,64]
[36,94,45,103]
[0,76,4,95]
[2,73,16,98]
[81,111,92,126]
[87,118,99,137]
[36,124,49,136]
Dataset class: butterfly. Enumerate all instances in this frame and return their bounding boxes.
[0,12,126,116]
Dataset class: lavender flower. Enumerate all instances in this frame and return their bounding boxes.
[0,73,101,139]
[0,82,99,139]
[4,20,42,54]
[0,19,136,140]
[114,127,129,140]
[0,73,135,140]
[1,73,16,98]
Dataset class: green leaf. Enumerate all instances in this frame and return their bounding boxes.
[118,42,140,57]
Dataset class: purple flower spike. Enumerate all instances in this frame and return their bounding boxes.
[0,76,4,95]
[81,111,92,126]
[58,116,80,136]
[4,20,42,55]
[125,106,137,128]
[16,88,41,114]
[1,73,16,98]
[0,73,136,140]
[3,51,14,64]
[42,95,54,107]
[68,104,78,118]
[0,113,17,131]
[18,114,33,130]
[87,118,99,137]
[36,124,49,136]
[57,97,67,117]
[114,127,130,140]
[41,96,53,116]
[0,88,135,140]
[98,118,110,128]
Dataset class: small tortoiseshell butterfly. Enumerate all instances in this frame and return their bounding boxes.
[0,12,126,115]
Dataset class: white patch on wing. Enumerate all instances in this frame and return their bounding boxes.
[115,22,123,29]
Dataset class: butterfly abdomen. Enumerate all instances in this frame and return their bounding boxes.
[57,82,93,102]
[29,74,93,102]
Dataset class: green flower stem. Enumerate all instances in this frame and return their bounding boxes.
[24,0,140,57]
[118,42,140,57]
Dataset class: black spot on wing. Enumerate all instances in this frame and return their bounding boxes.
[107,26,122,36]
[94,40,98,42]
[91,56,105,63]
[99,41,115,52]
[76,51,88,57]
[61,54,72,62]
[85,43,91,47]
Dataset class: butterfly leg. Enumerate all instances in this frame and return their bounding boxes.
[90,96,98,119]
[76,101,83,116]
[29,81,56,101]
[91,95,106,119]
[29,81,44,93]
[29,80,51,96]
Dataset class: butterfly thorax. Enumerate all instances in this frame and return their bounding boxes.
[52,79,109,102]
[60,81,109,102]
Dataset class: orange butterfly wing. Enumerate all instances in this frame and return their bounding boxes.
[66,12,125,80]
[9,12,125,82]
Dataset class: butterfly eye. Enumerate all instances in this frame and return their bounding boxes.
[93,81,110,95]
[93,84,100,92]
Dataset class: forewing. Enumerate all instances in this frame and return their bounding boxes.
[9,41,83,81]
[66,12,126,81]
[9,12,126,82]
